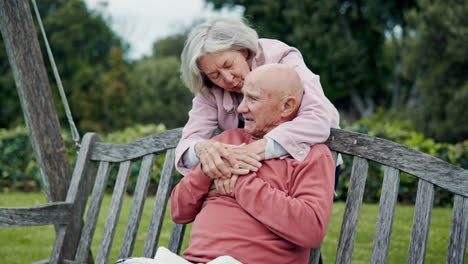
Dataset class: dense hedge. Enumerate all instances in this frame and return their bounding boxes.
[0,124,176,194]
[1,121,466,206]
[337,114,467,206]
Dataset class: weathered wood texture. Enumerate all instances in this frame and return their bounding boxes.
[96,161,133,264]
[371,166,400,263]
[407,179,434,264]
[75,161,112,262]
[91,128,182,162]
[309,247,321,264]
[59,133,101,262]
[143,149,177,257]
[335,157,368,264]
[119,154,155,258]
[446,195,468,264]
[168,223,187,255]
[0,0,72,203]
[326,129,468,197]
[0,202,72,227]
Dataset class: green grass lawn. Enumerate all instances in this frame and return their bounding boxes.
[0,192,465,263]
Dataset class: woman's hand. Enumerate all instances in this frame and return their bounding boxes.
[195,139,263,179]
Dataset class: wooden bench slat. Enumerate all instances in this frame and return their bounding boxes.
[95,160,133,264]
[57,133,101,262]
[309,247,321,264]
[91,128,182,162]
[168,223,187,254]
[49,225,68,264]
[0,202,73,227]
[75,161,112,262]
[143,149,176,257]
[335,157,368,264]
[407,179,434,264]
[446,194,468,264]
[326,129,468,197]
[371,166,400,263]
[119,154,156,258]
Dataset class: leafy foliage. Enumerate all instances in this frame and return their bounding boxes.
[128,56,193,129]
[0,124,180,193]
[336,111,467,206]
[0,0,132,133]
[404,0,468,142]
[206,0,416,119]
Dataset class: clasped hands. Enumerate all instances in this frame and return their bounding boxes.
[195,139,266,196]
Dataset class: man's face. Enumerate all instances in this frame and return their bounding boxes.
[237,74,283,138]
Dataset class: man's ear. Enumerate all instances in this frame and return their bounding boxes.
[280,96,298,118]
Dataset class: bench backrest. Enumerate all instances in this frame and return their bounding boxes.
[50,128,468,264]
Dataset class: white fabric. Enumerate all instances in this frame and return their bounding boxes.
[114,247,242,264]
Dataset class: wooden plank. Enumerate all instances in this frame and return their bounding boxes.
[325,129,468,197]
[143,149,176,257]
[168,223,186,254]
[0,0,72,203]
[0,202,72,227]
[119,154,156,258]
[49,225,67,264]
[56,133,101,262]
[309,247,321,264]
[407,179,434,264]
[75,161,112,262]
[371,166,400,263]
[91,128,182,162]
[446,195,468,264]
[335,157,368,264]
[95,161,132,264]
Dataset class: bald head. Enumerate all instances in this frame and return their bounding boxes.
[237,64,304,138]
[247,64,303,118]
[251,63,302,97]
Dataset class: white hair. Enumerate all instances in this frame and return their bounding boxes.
[180,16,259,95]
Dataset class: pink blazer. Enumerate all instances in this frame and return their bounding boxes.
[175,39,340,175]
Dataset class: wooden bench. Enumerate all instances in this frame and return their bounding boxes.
[1,128,467,264]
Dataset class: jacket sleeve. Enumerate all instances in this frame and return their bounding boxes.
[175,93,219,175]
[170,165,213,224]
[233,145,335,248]
[264,40,340,161]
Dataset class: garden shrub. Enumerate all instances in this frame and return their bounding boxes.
[337,112,467,206]
[0,124,178,194]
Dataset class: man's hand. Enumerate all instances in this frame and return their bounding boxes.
[195,140,262,179]
[209,175,239,196]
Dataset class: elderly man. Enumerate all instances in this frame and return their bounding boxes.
[171,64,335,264]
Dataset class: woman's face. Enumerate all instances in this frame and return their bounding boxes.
[198,49,251,93]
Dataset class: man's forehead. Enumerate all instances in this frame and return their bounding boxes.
[243,76,264,94]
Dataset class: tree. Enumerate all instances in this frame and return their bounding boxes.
[206,0,416,119]
[404,0,468,142]
[152,33,186,59]
[0,0,131,133]
[129,56,193,128]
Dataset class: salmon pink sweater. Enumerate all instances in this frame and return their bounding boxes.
[171,129,335,264]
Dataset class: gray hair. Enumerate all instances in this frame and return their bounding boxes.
[180,16,259,95]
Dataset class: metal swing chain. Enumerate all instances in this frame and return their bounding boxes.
[31,0,81,150]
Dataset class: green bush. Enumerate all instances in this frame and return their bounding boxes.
[0,124,179,193]
[0,127,41,192]
[337,111,467,206]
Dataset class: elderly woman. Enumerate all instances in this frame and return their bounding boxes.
[176,16,339,179]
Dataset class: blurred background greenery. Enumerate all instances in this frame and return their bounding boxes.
[0,0,467,204]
